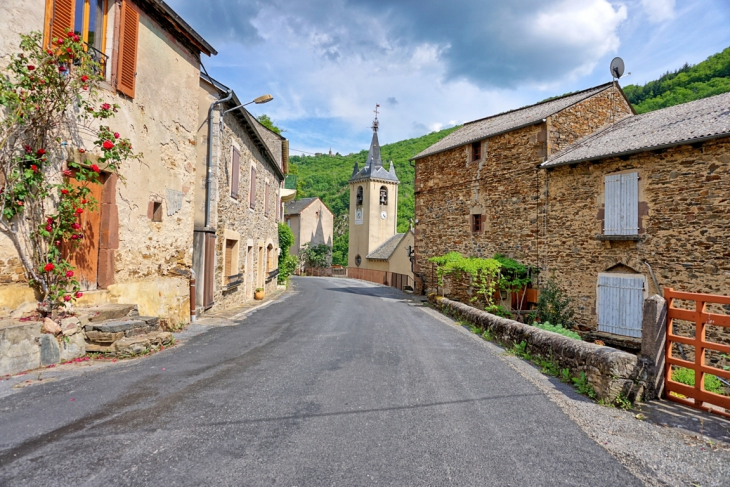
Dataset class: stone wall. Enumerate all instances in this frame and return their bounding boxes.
[429,295,653,402]
[210,112,282,311]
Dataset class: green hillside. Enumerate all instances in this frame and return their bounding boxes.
[623,46,730,113]
[286,126,459,265]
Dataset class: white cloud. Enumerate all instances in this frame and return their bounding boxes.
[640,0,676,23]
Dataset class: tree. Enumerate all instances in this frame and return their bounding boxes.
[0,31,137,311]
[300,243,331,269]
[256,114,282,134]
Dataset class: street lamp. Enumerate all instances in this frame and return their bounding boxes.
[222,94,273,115]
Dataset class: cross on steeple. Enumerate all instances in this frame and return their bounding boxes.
[372,104,380,132]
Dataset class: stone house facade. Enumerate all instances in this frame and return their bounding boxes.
[414,82,730,346]
[0,0,216,323]
[284,197,334,259]
[193,75,286,313]
[540,92,730,347]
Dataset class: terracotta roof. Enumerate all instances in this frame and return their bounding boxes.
[543,92,730,168]
[413,83,614,160]
[284,198,317,215]
[366,233,406,261]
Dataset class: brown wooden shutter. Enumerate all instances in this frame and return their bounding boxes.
[47,0,75,48]
[231,148,240,199]
[249,167,257,209]
[117,0,139,98]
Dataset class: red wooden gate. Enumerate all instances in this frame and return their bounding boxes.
[664,288,730,418]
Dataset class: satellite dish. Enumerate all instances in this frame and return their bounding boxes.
[610,57,625,79]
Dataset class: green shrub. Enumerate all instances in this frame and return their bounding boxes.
[672,367,724,394]
[532,321,581,340]
[531,276,575,328]
[277,223,297,284]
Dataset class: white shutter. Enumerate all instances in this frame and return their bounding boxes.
[604,175,621,235]
[598,274,644,338]
[620,172,639,235]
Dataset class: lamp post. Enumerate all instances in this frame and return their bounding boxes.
[222,94,273,115]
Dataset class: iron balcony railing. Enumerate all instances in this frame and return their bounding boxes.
[72,43,108,78]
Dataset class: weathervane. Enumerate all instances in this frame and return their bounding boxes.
[372,104,380,132]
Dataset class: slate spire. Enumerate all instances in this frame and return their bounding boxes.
[349,104,398,183]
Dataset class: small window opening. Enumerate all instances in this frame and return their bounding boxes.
[152,202,162,222]
[355,255,362,267]
[471,214,483,233]
[356,186,363,205]
[379,186,388,205]
[471,141,482,161]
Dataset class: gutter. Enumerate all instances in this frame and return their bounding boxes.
[541,132,730,169]
[205,89,233,227]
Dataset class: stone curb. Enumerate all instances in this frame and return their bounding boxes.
[428,294,651,402]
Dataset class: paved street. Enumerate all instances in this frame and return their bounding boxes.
[0,277,640,486]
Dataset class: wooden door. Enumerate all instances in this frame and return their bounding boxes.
[62,174,104,290]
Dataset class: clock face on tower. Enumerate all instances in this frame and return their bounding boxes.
[380,211,387,220]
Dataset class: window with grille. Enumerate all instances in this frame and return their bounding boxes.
[471,214,484,234]
[597,274,644,338]
[604,172,639,236]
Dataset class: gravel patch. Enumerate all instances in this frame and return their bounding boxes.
[420,306,730,487]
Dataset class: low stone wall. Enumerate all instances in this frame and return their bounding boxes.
[429,294,655,402]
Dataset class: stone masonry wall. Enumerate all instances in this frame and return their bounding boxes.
[211,117,282,311]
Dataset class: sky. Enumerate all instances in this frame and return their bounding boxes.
[166,0,730,155]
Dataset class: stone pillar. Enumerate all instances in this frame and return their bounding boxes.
[640,294,667,399]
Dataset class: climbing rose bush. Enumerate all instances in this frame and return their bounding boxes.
[0,31,137,311]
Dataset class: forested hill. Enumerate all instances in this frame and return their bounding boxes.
[623,46,730,113]
[285,126,458,264]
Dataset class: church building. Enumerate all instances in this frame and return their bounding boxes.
[348,112,414,281]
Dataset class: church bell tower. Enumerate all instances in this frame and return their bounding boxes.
[348,106,399,268]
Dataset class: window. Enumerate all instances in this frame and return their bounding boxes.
[223,231,241,287]
[471,214,484,234]
[45,0,110,76]
[249,166,257,209]
[597,274,644,338]
[355,255,362,267]
[231,148,240,199]
[267,244,275,272]
[604,172,639,236]
[379,186,388,205]
[356,186,363,206]
[471,141,482,162]
[151,201,162,222]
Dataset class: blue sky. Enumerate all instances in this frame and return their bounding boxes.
[167,0,730,155]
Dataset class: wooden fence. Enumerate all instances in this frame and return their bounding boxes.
[664,288,730,418]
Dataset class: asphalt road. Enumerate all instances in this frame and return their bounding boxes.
[0,277,641,486]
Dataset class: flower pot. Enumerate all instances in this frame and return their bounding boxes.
[254,290,265,300]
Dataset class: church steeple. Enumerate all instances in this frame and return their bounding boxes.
[349,104,398,183]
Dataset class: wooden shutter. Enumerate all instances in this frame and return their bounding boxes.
[117,0,139,98]
[597,274,644,338]
[224,240,235,279]
[249,167,257,209]
[47,0,75,48]
[604,172,638,235]
[231,148,240,199]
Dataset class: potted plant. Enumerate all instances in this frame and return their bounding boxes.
[254,287,265,300]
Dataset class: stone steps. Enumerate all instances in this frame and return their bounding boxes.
[84,316,165,354]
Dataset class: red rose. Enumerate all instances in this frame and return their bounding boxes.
[102,140,114,150]
[82,85,88,91]
[63,170,73,177]
[61,189,69,195]
[101,103,111,110]
[24,145,32,153]
[58,66,67,73]
[55,240,61,246]
[75,292,83,298]
[72,35,80,42]
[114,132,120,139]
[81,199,87,204]
[80,75,88,82]
[31,165,38,173]
[91,164,100,173]
[79,148,85,153]
[64,295,72,302]
[44,263,54,272]
[75,208,83,214]
[27,65,35,71]
[67,31,74,38]
[46,49,53,55]
[71,234,78,240]
[45,225,52,231]
[71,223,80,230]
[16,201,24,206]
[66,271,74,277]
[66,48,72,53]
[36,148,46,156]
[47,217,53,224]
[56,38,63,45]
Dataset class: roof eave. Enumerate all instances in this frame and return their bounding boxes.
[141,0,217,56]
[542,132,730,169]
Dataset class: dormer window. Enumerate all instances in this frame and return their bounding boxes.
[379,186,388,206]
[356,186,363,206]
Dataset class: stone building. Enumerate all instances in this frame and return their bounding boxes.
[284,198,334,258]
[539,92,730,346]
[348,114,414,281]
[0,0,216,323]
[413,82,730,345]
[194,75,287,313]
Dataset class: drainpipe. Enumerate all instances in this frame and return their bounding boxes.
[205,89,233,227]
[642,260,661,295]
